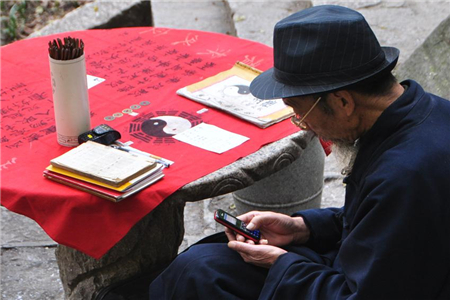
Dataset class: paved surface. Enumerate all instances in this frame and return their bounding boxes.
[2,1,449,299]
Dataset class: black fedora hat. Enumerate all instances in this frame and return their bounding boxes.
[250,5,399,100]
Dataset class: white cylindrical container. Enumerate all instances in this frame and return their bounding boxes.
[49,54,91,147]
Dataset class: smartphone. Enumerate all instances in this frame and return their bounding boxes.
[214,209,261,242]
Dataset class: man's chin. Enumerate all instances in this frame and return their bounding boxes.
[330,140,360,174]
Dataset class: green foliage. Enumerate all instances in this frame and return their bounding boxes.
[1,1,90,46]
[1,1,27,42]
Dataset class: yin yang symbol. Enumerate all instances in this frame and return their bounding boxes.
[141,116,192,137]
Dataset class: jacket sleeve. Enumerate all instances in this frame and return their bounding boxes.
[293,207,343,253]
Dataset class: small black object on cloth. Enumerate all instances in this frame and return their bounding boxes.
[250,5,400,100]
[78,124,121,145]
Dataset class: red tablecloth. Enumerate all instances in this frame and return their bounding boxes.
[1,27,299,259]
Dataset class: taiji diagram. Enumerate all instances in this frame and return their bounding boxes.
[129,110,202,144]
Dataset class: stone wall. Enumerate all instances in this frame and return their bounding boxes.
[395,16,450,100]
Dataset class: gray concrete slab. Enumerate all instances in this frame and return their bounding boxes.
[1,207,63,300]
[1,247,64,300]
[395,14,450,100]
[1,207,56,249]
[151,0,236,35]
[227,1,312,46]
[312,0,450,67]
[28,0,150,39]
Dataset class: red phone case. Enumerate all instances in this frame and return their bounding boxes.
[214,211,260,242]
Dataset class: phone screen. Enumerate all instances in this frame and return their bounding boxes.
[214,209,261,242]
[223,213,238,226]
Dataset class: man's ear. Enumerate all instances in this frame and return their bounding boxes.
[329,90,355,117]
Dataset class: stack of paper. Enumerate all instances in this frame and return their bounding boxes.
[43,141,164,202]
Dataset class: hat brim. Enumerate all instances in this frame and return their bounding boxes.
[250,47,400,100]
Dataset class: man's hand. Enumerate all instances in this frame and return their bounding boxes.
[224,211,310,268]
[224,211,310,246]
[227,241,287,268]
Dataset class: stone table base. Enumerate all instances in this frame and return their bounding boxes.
[56,197,184,300]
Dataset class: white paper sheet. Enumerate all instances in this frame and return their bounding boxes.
[87,75,105,89]
[173,123,249,154]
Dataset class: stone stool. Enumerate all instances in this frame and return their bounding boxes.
[233,135,325,215]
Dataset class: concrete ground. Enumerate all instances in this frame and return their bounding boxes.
[2,1,449,299]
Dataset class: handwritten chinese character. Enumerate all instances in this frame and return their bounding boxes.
[149,83,164,90]
[133,51,147,58]
[27,133,42,142]
[118,85,135,93]
[172,33,199,47]
[168,64,183,71]
[199,62,216,70]
[6,141,23,149]
[151,72,167,79]
[41,126,56,135]
[241,55,264,68]
[188,58,203,65]
[165,49,178,56]
[157,60,171,68]
[28,92,47,101]
[90,60,105,69]
[176,53,190,60]
[9,82,26,92]
[154,45,168,51]
[129,36,143,43]
[23,116,37,124]
[138,77,151,85]
[141,40,155,47]
[197,48,231,58]
[142,68,154,74]
[140,28,171,37]
[1,157,17,170]
[184,69,197,76]
[167,77,181,84]
[129,89,149,97]
[118,58,131,64]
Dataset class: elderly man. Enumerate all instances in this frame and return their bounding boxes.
[149,5,450,299]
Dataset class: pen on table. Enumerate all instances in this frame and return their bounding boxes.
[111,144,173,168]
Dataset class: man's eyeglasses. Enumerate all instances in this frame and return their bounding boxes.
[290,96,322,130]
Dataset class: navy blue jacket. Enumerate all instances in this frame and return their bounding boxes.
[262,80,450,299]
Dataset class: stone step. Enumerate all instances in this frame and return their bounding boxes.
[150,0,236,35]
[151,0,312,46]
[29,0,151,39]
[311,1,450,67]
[395,15,450,100]
[227,1,311,46]
[1,206,56,249]
[151,0,450,69]
[30,0,450,71]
